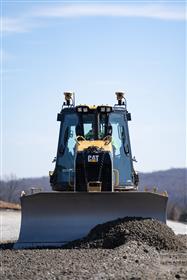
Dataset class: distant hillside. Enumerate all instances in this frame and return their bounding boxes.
[0,176,50,204]
[0,168,186,221]
[138,168,187,221]
[139,168,187,208]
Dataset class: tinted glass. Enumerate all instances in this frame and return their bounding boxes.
[57,113,79,186]
[109,112,133,186]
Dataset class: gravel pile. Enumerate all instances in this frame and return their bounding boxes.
[63,218,185,251]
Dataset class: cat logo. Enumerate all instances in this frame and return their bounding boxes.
[88,155,99,163]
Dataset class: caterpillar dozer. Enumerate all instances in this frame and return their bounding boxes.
[14,92,168,249]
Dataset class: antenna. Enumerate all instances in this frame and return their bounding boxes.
[115,91,127,108]
[63,91,75,107]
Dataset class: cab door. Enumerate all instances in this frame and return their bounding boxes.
[109,112,134,187]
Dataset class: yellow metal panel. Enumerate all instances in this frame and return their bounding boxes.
[76,140,112,152]
[88,105,97,109]
[76,105,112,110]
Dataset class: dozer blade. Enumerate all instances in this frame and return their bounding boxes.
[14,192,168,249]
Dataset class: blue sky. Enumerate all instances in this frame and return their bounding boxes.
[1,1,186,178]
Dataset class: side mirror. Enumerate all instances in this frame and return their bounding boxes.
[127,112,131,121]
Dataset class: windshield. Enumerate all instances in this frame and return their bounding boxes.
[80,112,108,140]
[82,114,96,140]
[99,113,108,139]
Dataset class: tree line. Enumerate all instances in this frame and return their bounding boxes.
[0,168,186,222]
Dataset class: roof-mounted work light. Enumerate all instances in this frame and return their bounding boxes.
[115,92,125,105]
[98,106,112,113]
[76,106,89,113]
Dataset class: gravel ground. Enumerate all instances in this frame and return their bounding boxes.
[1,238,187,280]
[1,215,187,280]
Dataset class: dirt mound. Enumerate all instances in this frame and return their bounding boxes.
[63,217,184,251]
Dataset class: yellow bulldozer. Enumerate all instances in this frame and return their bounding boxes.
[14,92,168,249]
